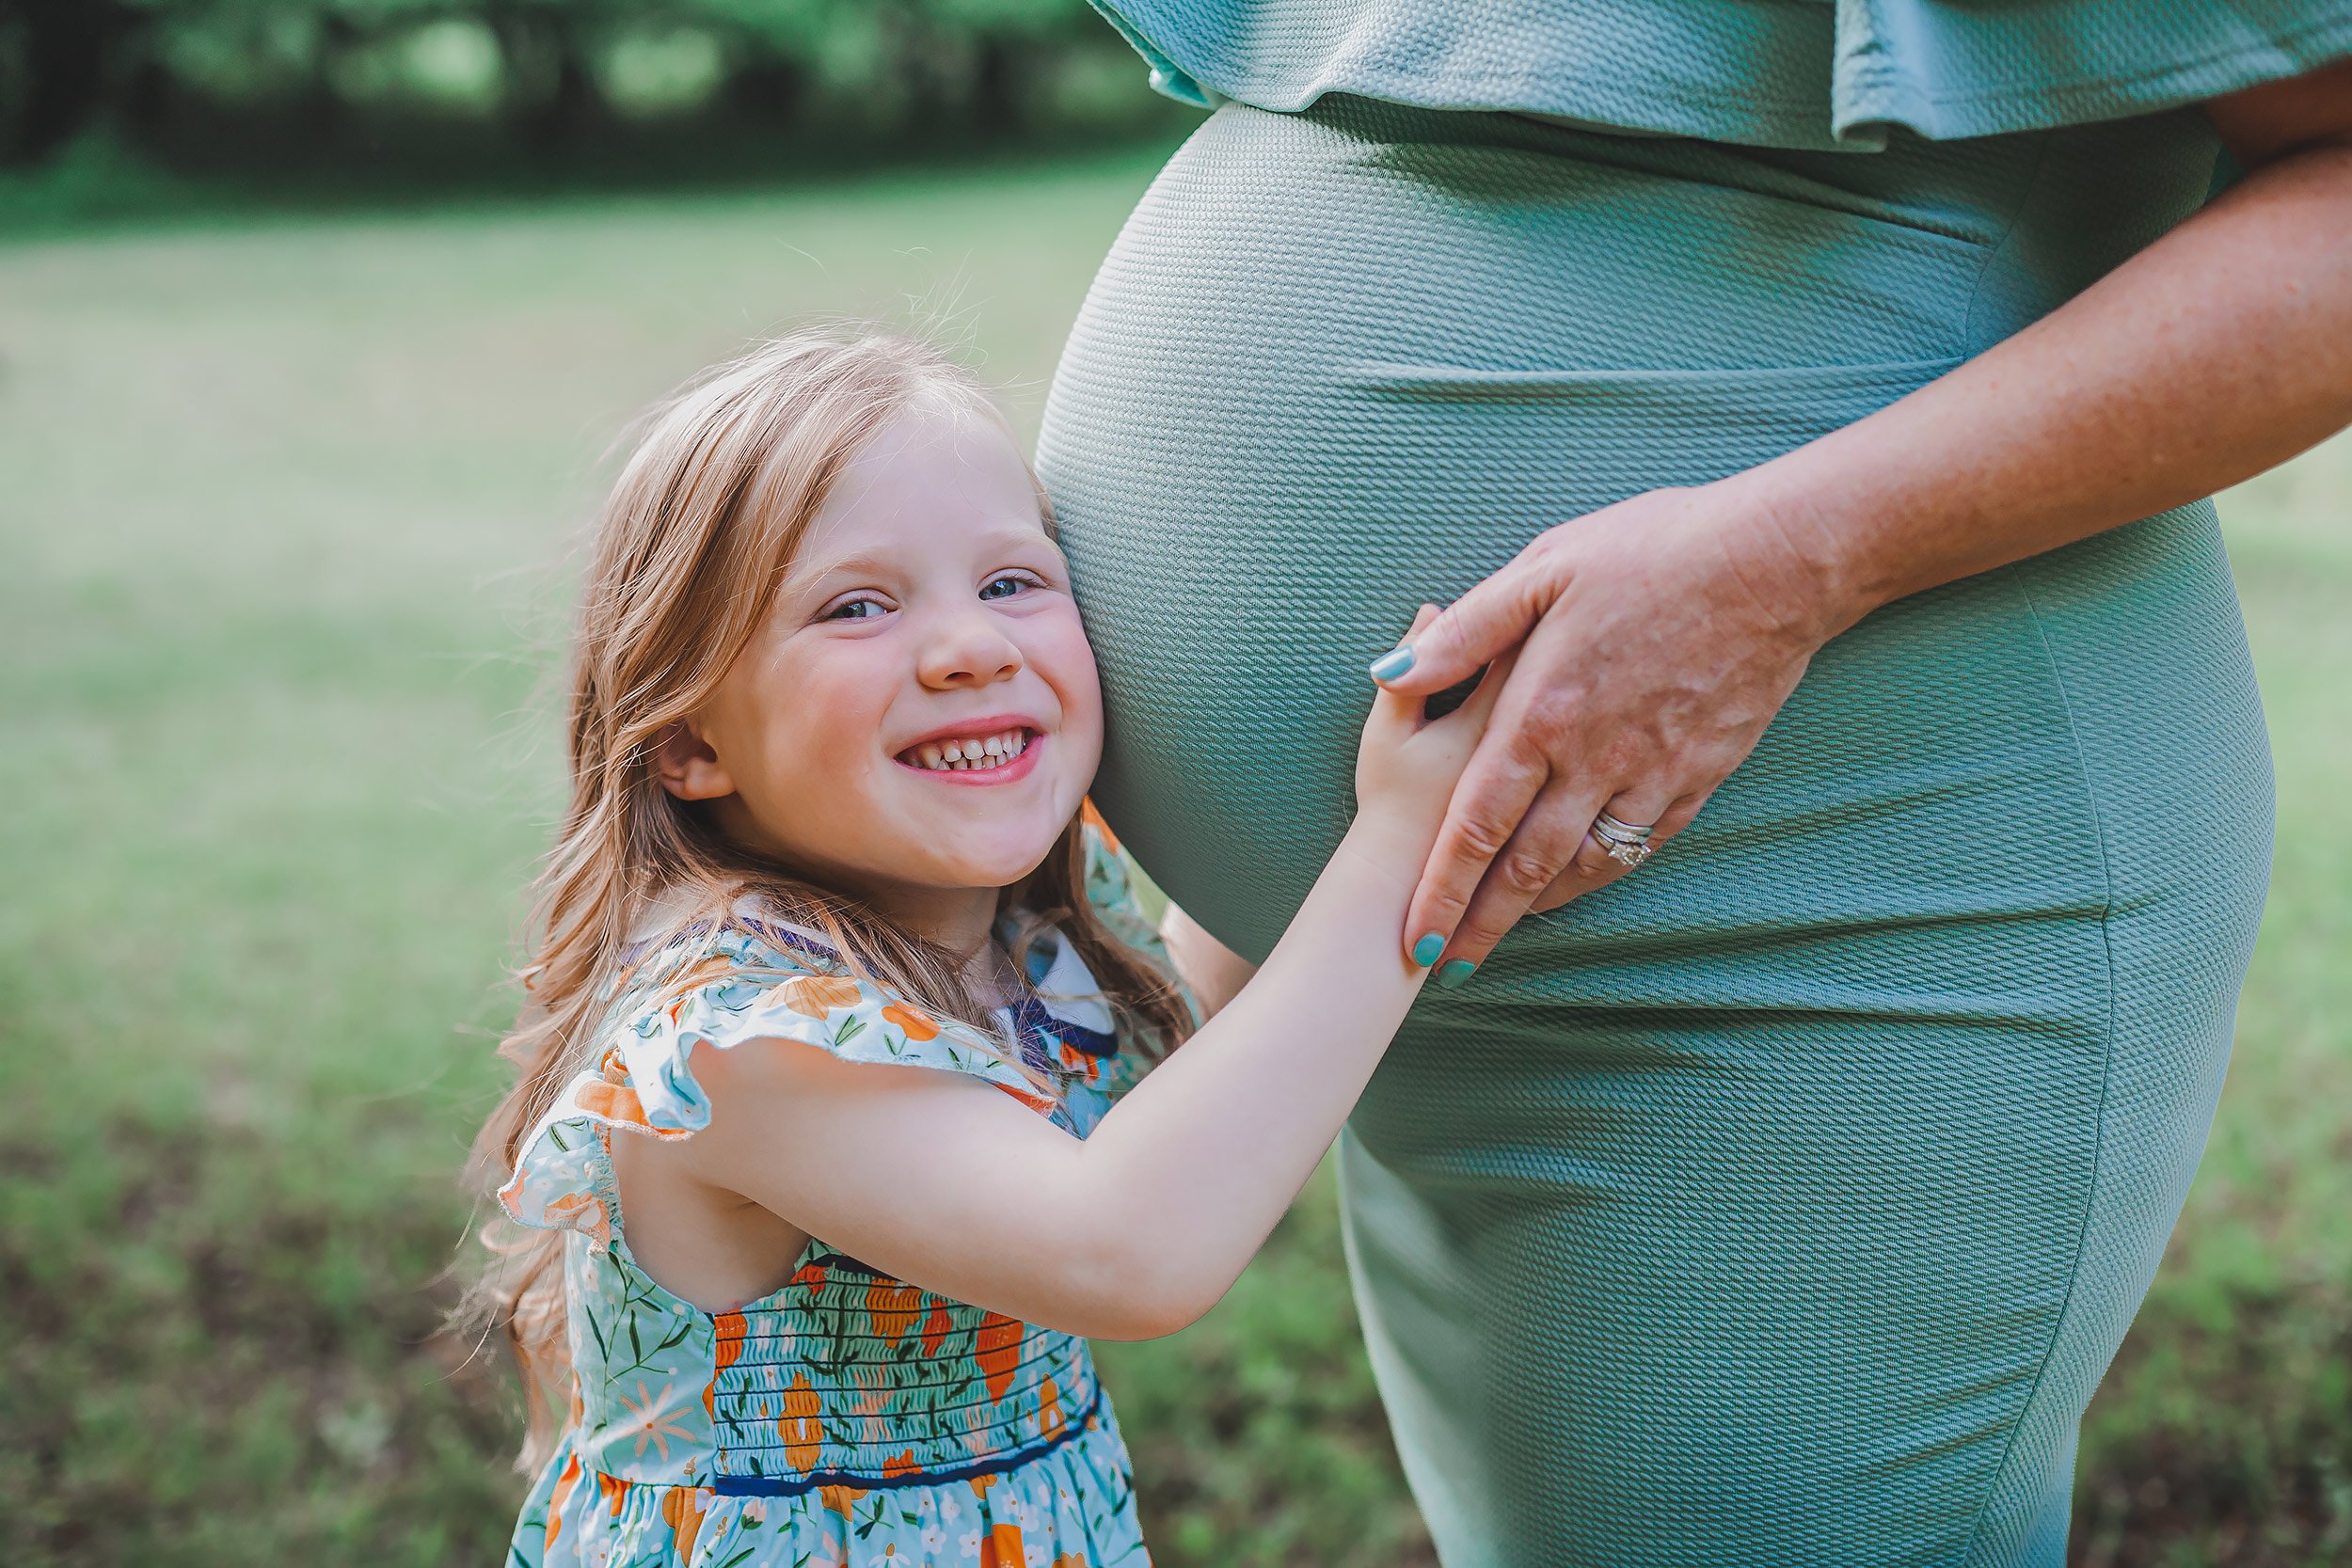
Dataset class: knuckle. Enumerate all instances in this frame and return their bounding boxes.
[1416,883,1470,925]
[1495,850,1557,899]
[1451,810,1519,862]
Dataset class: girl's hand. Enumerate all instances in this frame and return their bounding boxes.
[1353,603,1515,898]
[1371,483,1841,975]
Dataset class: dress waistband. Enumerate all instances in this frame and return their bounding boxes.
[703,1380,1108,1497]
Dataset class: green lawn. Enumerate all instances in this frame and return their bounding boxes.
[0,159,2344,1567]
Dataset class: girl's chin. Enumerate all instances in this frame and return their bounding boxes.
[893,820,1071,891]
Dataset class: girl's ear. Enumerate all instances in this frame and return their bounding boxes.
[653,719,736,801]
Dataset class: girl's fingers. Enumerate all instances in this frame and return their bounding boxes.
[1427,642,1519,736]
[1369,558,1553,697]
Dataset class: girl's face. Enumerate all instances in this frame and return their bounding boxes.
[663,401,1103,922]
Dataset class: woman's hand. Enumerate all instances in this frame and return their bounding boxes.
[1371,482,1849,979]
[1376,58,2352,985]
[1352,602,1515,892]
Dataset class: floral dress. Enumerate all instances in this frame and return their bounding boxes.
[500,833,1170,1567]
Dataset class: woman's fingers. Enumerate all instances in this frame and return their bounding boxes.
[1400,716,1552,968]
[1369,552,1554,697]
[1531,792,1706,913]
[1363,604,1445,740]
[1562,782,1686,880]
[1422,780,1601,978]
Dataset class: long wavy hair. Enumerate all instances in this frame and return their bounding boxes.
[458,329,1191,1470]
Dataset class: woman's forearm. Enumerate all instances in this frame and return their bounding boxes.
[1739,138,2352,640]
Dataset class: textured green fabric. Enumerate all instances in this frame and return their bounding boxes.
[1037,98,2273,1564]
[1090,0,2352,149]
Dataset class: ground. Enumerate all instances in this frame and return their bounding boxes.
[0,153,2344,1566]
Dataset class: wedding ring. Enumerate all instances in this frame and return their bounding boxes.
[1589,810,1658,869]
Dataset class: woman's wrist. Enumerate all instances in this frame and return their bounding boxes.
[1703,451,1898,646]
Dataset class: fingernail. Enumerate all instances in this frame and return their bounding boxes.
[1410,932,1444,968]
[1367,644,1416,683]
[1436,959,1476,990]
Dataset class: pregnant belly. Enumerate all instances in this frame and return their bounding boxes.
[1035,97,2234,971]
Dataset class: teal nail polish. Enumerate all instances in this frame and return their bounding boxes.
[1368,644,1416,682]
[1410,932,1444,968]
[1436,959,1476,990]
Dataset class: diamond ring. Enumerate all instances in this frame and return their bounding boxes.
[1590,810,1658,869]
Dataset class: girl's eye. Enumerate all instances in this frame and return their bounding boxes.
[979,574,1038,602]
[821,597,889,623]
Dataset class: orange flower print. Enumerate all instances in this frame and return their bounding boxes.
[1037,1378,1066,1443]
[768,974,864,1019]
[866,1279,923,1346]
[971,1472,998,1500]
[712,1311,749,1370]
[661,1485,712,1560]
[574,1078,648,1127]
[817,1481,867,1521]
[921,1302,954,1357]
[997,1083,1060,1117]
[791,1256,831,1293]
[541,1192,611,1249]
[779,1372,825,1473]
[545,1450,582,1556]
[660,956,741,1022]
[880,1003,941,1041]
[707,1311,748,1418]
[976,1313,1025,1402]
[1057,1038,1102,1083]
[882,1449,920,1480]
[978,1522,1026,1568]
[596,1469,629,1517]
[1052,1557,1093,1568]
[1081,797,1120,852]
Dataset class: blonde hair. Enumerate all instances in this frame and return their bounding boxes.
[459,329,1191,1469]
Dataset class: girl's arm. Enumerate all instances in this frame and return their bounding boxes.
[666,625,1502,1340]
[1158,901,1257,1021]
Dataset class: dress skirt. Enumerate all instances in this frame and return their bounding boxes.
[1037,97,2273,1566]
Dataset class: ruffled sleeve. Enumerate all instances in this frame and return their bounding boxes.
[1828,0,2352,146]
[498,912,1056,1245]
[1089,0,2352,150]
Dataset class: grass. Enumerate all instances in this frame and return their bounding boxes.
[0,156,2344,1566]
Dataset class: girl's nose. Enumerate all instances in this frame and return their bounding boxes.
[915,607,1025,690]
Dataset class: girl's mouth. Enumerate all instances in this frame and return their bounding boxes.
[895,726,1041,784]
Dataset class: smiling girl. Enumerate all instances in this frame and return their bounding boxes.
[469,331,1499,1567]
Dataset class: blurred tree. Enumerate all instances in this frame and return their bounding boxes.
[1,0,140,163]
[0,0,1174,171]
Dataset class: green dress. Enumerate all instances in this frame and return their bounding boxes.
[1038,4,2344,1562]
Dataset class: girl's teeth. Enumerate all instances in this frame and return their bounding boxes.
[907,730,1031,770]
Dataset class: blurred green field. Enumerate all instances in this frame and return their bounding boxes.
[0,156,2344,1567]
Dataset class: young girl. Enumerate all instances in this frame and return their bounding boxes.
[472,330,1501,1567]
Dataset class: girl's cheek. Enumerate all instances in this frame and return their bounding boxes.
[1035,608,1104,718]
[765,645,892,779]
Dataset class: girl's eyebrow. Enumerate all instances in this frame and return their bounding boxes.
[789,526,1062,586]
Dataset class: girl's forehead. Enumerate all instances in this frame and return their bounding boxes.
[791,404,1052,574]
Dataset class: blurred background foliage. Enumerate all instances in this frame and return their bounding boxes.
[0,0,1193,216]
[0,11,2348,1567]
